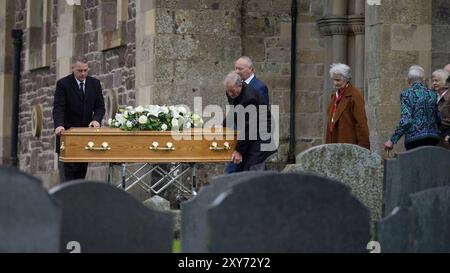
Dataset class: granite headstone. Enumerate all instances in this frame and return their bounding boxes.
[284,144,383,223]
[378,187,450,253]
[383,146,450,215]
[207,173,371,253]
[0,166,62,252]
[181,171,278,253]
[410,187,450,252]
[50,181,174,253]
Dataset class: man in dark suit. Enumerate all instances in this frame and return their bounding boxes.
[234,56,269,105]
[223,71,276,172]
[53,56,105,182]
[226,56,271,173]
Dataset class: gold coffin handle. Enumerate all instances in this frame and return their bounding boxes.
[149,141,175,151]
[209,141,231,151]
[85,141,111,151]
[60,141,66,151]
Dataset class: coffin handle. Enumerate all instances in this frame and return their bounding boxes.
[209,141,231,151]
[149,141,176,151]
[85,141,111,151]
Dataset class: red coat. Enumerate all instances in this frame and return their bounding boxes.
[325,84,370,149]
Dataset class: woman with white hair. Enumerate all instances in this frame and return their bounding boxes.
[384,65,441,151]
[326,63,370,149]
[432,69,450,149]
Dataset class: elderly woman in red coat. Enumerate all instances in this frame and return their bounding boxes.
[325,63,370,149]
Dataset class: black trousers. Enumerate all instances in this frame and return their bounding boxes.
[58,161,88,183]
[405,138,439,151]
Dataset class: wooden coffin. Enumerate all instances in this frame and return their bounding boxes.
[59,128,238,163]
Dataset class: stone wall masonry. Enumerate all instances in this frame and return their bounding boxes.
[16,0,58,183]
[152,2,242,110]
[0,0,15,164]
[243,0,326,161]
[15,0,136,187]
[431,0,450,70]
[365,0,432,155]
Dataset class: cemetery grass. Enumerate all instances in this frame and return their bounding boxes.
[173,239,181,253]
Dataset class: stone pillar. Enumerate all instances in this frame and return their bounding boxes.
[328,0,348,15]
[135,0,156,106]
[330,19,349,63]
[349,15,365,92]
[317,0,349,138]
[53,1,83,173]
[56,1,83,80]
[0,0,14,164]
[365,0,432,155]
[431,0,450,70]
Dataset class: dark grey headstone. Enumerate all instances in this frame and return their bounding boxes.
[207,173,371,253]
[378,187,450,253]
[377,207,414,253]
[181,171,278,253]
[284,144,383,229]
[410,187,450,253]
[383,146,450,215]
[0,166,62,252]
[50,181,174,253]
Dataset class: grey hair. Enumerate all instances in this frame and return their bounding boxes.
[329,63,352,80]
[223,71,243,87]
[444,64,450,73]
[431,69,450,86]
[238,56,254,70]
[408,65,425,84]
[71,55,88,64]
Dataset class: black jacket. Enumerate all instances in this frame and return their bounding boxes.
[53,74,105,153]
[224,83,277,170]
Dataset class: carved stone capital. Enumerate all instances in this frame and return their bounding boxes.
[316,16,349,36]
[348,15,365,35]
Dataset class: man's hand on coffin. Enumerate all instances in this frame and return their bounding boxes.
[89,120,101,128]
[231,150,242,164]
[55,126,65,135]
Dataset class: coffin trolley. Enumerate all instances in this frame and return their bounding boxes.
[59,128,237,197]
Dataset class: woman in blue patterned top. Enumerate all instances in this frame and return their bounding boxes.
[384,65,441,151]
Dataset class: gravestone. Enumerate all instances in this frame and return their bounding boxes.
[207,173,371,253]
[0,166,62,252]
[143,195,171,211]
[410,187,450,252]
[50,181,174,253]
[384,146,450,215]
[181,171,278,253]
[378,187,450,253]
[283,144,383,224]
[377,207,414,253]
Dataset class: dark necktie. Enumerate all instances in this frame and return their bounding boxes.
[79,81,85,100]
[79,81,85,95]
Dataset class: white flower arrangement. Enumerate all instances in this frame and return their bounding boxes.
[108,105,204,132]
